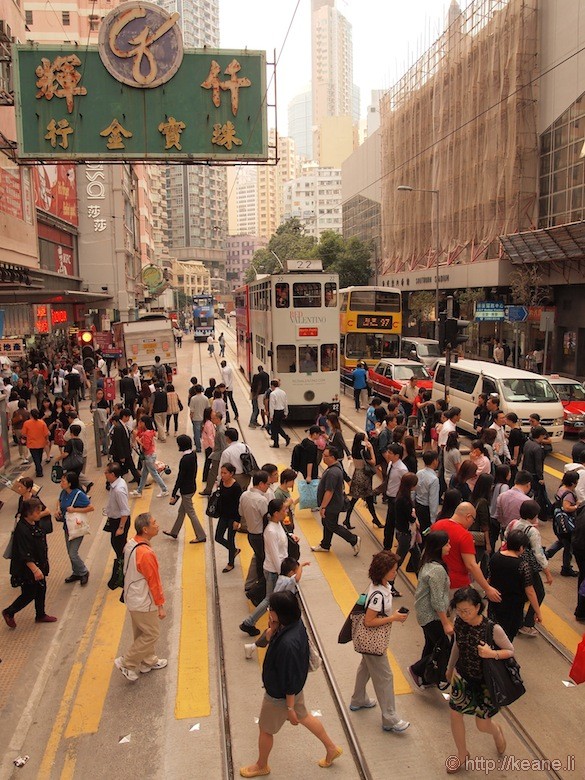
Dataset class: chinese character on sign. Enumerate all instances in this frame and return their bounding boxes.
[35,55,87,113]
[87,205,101,218]
[94,219,107,232]
[158,116,186,150]
[45,118,74,149]
[201,59,251,116]
[211,121,242,150]
[100,119,133,150]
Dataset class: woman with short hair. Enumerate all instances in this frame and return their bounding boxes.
[56,471,94,586]
[345,433,382,529]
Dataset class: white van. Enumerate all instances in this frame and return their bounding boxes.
[431,359,564,442]
[401,337,441,371]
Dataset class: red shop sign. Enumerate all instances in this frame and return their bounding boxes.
[298,328,318,337]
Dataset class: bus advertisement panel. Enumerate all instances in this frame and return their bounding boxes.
[193,295,214,341]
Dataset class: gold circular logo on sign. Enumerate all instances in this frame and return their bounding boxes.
[98,1,183,89]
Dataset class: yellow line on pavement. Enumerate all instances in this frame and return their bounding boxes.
[551,452,572,464]
[296,507,412,695]
[64,493,153,739]
[544,464,564,480]
[540,603,582,656]
[175,493,210,718]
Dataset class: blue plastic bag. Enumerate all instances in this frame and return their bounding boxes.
[297,479,320,510]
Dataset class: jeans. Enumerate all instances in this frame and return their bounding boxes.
[250,396,260,425]
[166,413,179,434]
[65,531,88,576]
[5,579,47,619]
[191,420,202,452]
[546,534,573,571]
[137,453,167,493]
[30,447,44,476]
[215,516,237,565]
[225,390,239,418]
[353,387,365,410]
[319,511,358,550]
[243,570,278,626]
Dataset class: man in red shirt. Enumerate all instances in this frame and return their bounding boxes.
[432,502,501,602]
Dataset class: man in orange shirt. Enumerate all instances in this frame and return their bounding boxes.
[20,408,50,478]
[115,512,167,682]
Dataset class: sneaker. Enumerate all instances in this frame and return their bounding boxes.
[21,458,30,464]
[244,643,257,660]
[384,720,410,733]
[391,586,402,598]
[352,537,361,556]
[157,491,170,498]
[408,665,424,689]
[311,545,330,553]
[240,622,261,637]
[561,568,579,577]
[2,609,16,629]
[114,657,139,681]
[139,658,168,672]
[518,626,538,637]
[349,699,376,711]
[129,490,142,497]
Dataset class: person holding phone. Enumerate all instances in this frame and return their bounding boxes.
[349,551,410,733]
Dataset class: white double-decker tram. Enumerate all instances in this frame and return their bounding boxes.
[235,260,339,420]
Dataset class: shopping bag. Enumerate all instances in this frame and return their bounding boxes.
[298,479,320,510]
[66,512,91,540]
[569,635,585,685]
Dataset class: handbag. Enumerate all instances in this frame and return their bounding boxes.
[65,490,91,540]
[351,591,390,656]
[53,427,66,447]
[108,557,125,590]
[297,479,320,510]
[308,635,322,672]
[206,488,221,518]
[3,524,16,560]
[482,620,526,710]
[552,493,575,536]
[240,445,259,475]
[39,515,53,534]
[51,463,64,483]
[363,456,376,477]
[287,534,301,561]
[569,635,585,685]
[338,593,367,644]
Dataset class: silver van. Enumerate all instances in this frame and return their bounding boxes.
[401,337,441,371]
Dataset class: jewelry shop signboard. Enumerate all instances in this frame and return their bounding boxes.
[14,1,268,162]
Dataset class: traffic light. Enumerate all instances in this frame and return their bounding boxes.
[445,318,470,348]
[78,330,95,373]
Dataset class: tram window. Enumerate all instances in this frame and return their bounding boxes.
[293,282,321,308]
[321,344,338,372]
[275,283,289,308]
[277,345,296,373]
[299,345,318,373]
[325,282,337,307]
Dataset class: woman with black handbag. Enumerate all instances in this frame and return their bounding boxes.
[445,587,514,772]
[349,551,410,733]
[409,530,453,688]
[344,433,382,529]
[213,463,242,573]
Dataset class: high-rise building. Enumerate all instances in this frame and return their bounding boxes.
[226,235,267,291]
[288,88,313,160]
[158,0,228,291]
[283,164,342,239]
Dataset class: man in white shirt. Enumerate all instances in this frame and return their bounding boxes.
[438,407,461,448]
[189,385,209,453]
[268,380,290,448]
[489,411,511,462]
[64,410,92,491]
[219,427,251,491]
[220,360,239,419]
[239,471,270,595]
[382,443,408,568]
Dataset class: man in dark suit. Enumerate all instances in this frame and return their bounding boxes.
[151,382,168,442]
[109,410,140,482]
[163,435,206,543]
[119,368,138,412]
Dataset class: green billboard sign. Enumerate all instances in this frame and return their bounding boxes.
[14,43,268,161]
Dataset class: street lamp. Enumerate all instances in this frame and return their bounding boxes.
[397,185,441,341]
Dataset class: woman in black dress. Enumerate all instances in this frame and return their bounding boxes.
[402,435,418,473]
[215,463,243,573]
[394,472,421,574]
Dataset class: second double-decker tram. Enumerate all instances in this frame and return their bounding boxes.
[234,260,340,420]
[339,285,402,383]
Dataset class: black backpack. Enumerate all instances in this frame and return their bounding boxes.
[240,445,259,475]
[291,443,304,472]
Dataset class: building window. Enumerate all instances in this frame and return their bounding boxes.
[25,9,33,24]
[89,15,100,31]
[62,11,70,25]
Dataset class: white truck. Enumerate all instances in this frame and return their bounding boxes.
[112,316,177,376]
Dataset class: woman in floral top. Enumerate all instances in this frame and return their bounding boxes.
[130,416,169,498]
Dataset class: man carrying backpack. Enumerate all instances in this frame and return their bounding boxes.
[151,356,166,383]
[292,426,322,483]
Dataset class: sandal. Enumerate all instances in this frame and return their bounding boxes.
[494,724,506,755]
[318,746,342,768]
[222,564,235,573]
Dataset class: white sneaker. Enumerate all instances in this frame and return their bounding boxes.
[157,491,170,498]
[21,458,30,464]
[384,720,410,733]
[139,658,168,672]
[518,626,538,637]
[114,657,139,681]
[311,545,330,553]
[244,643,257,660]
[352,537,361,556]
[129,490,142,497]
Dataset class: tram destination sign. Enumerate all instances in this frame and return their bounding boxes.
[14,3,267,161]
[356,315,394,330]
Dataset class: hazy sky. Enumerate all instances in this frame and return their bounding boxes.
[219,0,455,133]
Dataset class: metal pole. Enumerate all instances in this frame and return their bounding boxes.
[434,190,440,341]
[543,326,549,375]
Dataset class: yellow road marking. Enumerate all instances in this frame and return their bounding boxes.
[544,464,564,480]
[551,452,572,464]
[296,507,412,695]
[540,603,582,656]
[64,493,153,738]
[175,493,210,718]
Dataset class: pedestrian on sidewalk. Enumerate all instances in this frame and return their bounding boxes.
[352,361,369,410]
[130,416,169,498]
[220,360,239,419]
[200,411,226,495]
[269,380,290,448]
[214,463,242,572]
[104,463,131,559]
[163,435,206,544]
[20,408,50,478]
[165,383,183,437]
[311,446,361,556]
[189,384,209,453]
[218,332,226,357]
[56,471,93,586]
[151,382,168,443]
[114,513,167,682]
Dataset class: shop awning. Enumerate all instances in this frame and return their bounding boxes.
[0,289,113,304]
[499,221,585,264]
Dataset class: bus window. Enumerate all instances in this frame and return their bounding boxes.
[321,344,338,372]
[339,292,348,313]
[277,345,296,373]
[299,346,318,373]
[275,283,289,308]
[325,282,337,307]
[293,282,321,308]
[345,332,400,360]
[350,289,401,312]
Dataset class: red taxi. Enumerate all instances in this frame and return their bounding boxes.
[547,375,585,434]
[368,359,433,401]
